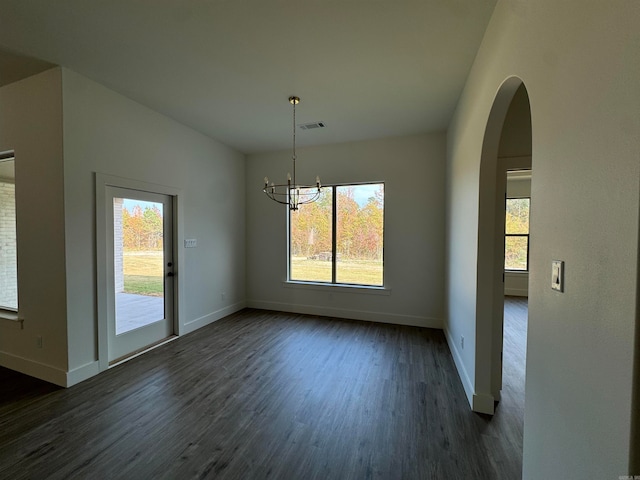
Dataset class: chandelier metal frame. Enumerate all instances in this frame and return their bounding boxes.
[263,96,322,211]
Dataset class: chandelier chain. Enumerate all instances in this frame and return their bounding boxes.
[292,97,296,185]
[263,95,321,211]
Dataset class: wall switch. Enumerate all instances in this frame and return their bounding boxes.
[184,238,197,248]
[551,260,564,292]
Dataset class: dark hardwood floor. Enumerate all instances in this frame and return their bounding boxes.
[0,303,527,480]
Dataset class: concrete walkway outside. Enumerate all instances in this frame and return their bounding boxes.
[116,292,164,335]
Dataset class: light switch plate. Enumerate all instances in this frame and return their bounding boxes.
[184,238,197,248]
[551,260,564,292]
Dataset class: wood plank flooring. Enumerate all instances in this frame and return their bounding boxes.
[0,302,527,480]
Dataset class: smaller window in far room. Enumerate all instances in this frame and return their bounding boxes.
[0,153,17,311]
[504,197,530,271]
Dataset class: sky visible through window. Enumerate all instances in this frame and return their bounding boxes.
[123,198,164,216]
[351,183,380,207]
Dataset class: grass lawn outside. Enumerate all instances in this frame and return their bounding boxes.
[122,251,383,295]
[123,251,163,296]
[124,275,164,296]
[290,256,383,286]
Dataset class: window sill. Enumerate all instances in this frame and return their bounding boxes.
[283,281,391,296]
[504,270,529,275]
[0,310,23,329]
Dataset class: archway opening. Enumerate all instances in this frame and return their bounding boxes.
[476,78,532,447]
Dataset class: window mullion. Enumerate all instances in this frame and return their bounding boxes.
[287,206,292,281]
[331,186,337,284]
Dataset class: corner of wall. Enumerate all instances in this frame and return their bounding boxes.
[444,325,474,408]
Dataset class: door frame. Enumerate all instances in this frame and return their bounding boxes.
[95,173,184,372]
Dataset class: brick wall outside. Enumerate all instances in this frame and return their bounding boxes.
[0,181,17,309]
[114,198,124,293]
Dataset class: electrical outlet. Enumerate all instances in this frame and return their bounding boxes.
[221,292,226,301]
[184,238,197,248]
[36,336,43,348]
[460,336,464,349]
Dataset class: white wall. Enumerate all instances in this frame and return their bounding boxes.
[0,68,68,383]
[498,84,532,158]
[246,133,446,328]
[506,175,530,198]
[446,1,639,478]
[61,69,246,382]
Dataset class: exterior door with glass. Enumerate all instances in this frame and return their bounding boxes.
[105,186,174,363]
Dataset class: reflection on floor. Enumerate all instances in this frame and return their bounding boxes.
[115,292,164,335]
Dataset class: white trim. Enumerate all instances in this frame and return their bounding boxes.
[173,194,186,336]
[504,270,529,297]
[0,351,67,387]
[182,301,247,335]
[66,361,100,387]
[472,393,495,415]
[108,335,179,368]
[95,173,183,372]
[96,174,108,370]
[444,326,474,408]
[283,281,390,295]
[444,326,495,414]
[247,299,440,328]
[0,311,23,329]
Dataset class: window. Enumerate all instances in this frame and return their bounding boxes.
[0,154,17,311]
[504,197,530,271]
[289,183,384,287]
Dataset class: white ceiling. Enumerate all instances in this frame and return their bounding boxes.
[0,1,496,154]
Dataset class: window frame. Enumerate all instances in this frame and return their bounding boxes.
[504,196,530,272]
[0,151,18,319]
[287,181,385,288]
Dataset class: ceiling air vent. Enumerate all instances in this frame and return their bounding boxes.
[298,121,326,130]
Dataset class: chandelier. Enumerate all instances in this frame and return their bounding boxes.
[263,96,322,211]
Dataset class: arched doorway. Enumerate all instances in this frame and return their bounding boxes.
[475,76,532,416]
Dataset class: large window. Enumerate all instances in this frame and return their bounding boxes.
[0,154,17,311]
[289,183,384,286]
[504,197,530,271]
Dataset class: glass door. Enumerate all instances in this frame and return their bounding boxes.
[106,186,174,363]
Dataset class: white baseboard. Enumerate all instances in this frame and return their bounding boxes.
[246,300,441,329]
[472,392,495,415]
[444,326,474,408]
[0,350,67,387]
[66,361,100,387]
[444,327,496,415]
[182,301,247,335]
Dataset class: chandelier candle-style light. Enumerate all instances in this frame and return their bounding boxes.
[263,96,322,211]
